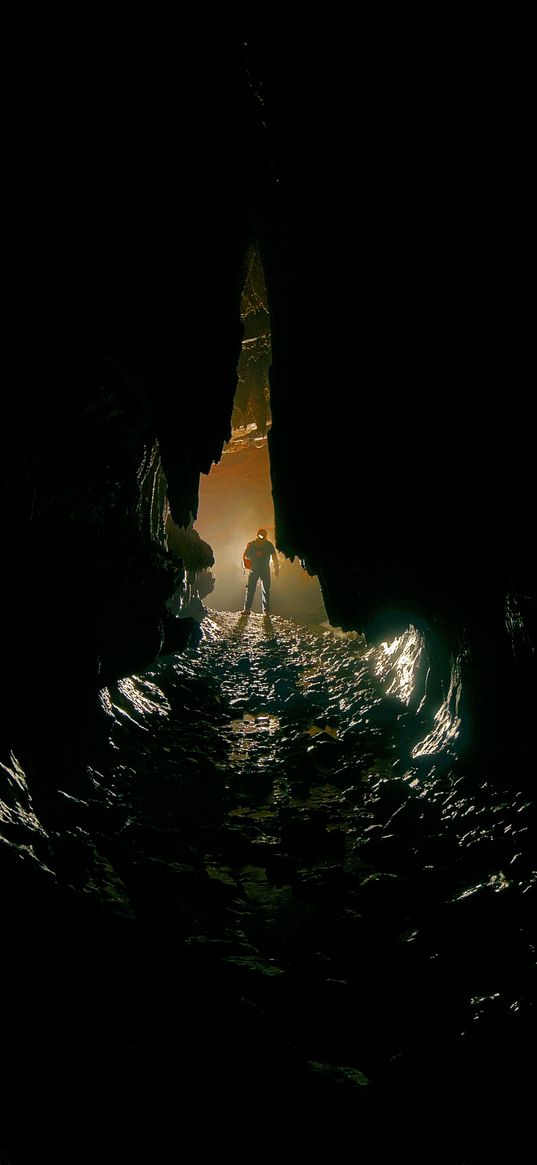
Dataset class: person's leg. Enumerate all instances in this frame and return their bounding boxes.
[244,570,258,611]
[260,567,271,614]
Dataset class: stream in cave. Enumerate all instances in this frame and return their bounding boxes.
[2,609,535,1161]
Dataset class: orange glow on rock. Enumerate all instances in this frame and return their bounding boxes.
[196,437,326,623]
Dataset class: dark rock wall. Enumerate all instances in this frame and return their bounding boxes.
[1,15,534,796]
[1,19,258,804]
[256,27,533,606]
[252,24,535,760]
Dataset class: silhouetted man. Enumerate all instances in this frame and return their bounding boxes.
[243,528,279,613]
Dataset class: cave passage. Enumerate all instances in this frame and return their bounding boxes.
[2,20,535,1165]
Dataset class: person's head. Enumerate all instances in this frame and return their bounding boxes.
[257,527,267,540]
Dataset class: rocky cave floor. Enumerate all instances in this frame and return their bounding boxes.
[1,611,535,1163]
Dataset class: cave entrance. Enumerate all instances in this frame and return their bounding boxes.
[194,244,326,623]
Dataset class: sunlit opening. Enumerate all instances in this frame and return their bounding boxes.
[193,244,327,624]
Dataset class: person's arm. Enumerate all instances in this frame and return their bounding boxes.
[271,548,280,577]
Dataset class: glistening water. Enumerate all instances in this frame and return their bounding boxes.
[1,611,535,1161]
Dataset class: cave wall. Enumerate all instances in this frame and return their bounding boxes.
[251,22,535,758]
[1,17,260,806]
[253,25,533,617]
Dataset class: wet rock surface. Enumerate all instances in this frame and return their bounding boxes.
[1,613,535,1162]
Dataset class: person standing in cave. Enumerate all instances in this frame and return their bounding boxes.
[242,528,279,614]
